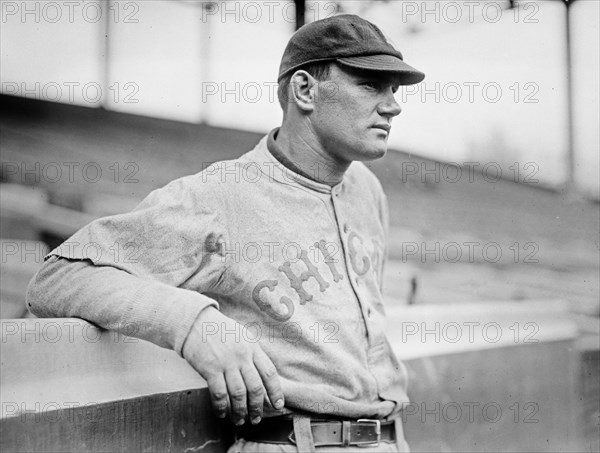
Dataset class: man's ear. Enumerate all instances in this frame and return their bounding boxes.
[289,70,317,113]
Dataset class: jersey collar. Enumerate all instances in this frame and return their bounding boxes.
[257,128,345,195]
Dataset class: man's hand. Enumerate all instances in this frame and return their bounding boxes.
[182,307,284,426]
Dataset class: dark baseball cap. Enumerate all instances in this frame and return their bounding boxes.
[278,14,425,85]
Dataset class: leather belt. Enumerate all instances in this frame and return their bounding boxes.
[237,416,396,447]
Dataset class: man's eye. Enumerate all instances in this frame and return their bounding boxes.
[362,81,379,90]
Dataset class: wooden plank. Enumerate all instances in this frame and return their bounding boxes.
[1,390,233,453]
[1,319,234,452]
[1,320,205,411]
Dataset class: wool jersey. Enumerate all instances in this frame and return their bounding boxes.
[33,129,408,420]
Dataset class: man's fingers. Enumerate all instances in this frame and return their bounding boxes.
[253,349,284,410]
[241,364,266,424]
[184,311,283,423]
[225,369,248,425]
[206,375,229,419]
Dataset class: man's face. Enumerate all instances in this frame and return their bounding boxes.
[310,64,402,164]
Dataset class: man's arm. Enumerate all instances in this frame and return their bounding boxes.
[27,255,212,353]
[26,256,284,426]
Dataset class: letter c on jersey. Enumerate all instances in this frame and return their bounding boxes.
[348,232,370,276]
[252,280,294,322]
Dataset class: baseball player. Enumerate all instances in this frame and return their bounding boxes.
[27,14,425,453]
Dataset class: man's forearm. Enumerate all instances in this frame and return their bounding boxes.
[26,256,218,355]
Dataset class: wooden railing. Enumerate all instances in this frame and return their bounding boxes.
[1,301,595,452]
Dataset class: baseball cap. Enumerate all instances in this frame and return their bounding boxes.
[278,14,425,85]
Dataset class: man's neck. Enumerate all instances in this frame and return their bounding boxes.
[270,125,350,187]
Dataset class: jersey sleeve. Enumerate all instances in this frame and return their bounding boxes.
[27,175,228,356]
[47,175,228,292]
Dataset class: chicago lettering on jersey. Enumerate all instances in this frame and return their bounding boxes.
[251,234,381,321]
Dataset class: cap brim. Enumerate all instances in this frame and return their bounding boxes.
[337,54,425,85]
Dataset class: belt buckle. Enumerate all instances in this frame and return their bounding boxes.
[355,419,381,447]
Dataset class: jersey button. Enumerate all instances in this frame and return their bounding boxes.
[343,223,350,233]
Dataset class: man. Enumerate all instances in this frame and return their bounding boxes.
[27,14,424,453]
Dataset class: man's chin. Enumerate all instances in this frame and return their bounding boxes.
[356,146,387,162]
[338,142,388,163]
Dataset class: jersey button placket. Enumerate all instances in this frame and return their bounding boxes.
[333,188,374,348]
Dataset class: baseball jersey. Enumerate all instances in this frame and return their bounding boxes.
[28,128,409,420]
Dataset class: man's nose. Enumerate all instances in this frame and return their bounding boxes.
[378,91,402,118]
